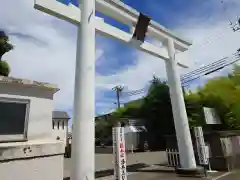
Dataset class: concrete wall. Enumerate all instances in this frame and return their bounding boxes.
[0,141,64,180]
[0,155,63,180]
[0,83,55,141]
[52,118,68,146]
[0,78,65,180]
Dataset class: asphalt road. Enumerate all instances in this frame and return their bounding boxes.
[64,151,167,178]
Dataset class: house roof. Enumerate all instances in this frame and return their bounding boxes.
[0,76,59,93]
[95,112,113,121]
[52,111,70,120]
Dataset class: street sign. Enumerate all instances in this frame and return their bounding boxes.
[112,128,119,180]
[113,127,127,180]
[194,127,208,165]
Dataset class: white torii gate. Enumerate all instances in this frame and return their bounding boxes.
[34,0,197,179]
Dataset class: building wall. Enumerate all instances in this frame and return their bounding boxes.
[0,83,55,141]
[0,81,65,180]
[0,155,63,180]
[0,141,64,180]
[52,118,68,146]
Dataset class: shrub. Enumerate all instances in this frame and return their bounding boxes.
[0,60,10,76]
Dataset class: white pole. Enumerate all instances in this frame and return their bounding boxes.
[71,0,95,180]
[165,38,197,169]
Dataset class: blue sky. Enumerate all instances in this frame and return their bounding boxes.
[1,0,240,127]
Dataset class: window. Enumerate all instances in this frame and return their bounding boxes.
[62,120,65,130]
[57,121,60,130]
[0,97,30,142]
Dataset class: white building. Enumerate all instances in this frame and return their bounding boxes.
[0,76,65,180]
[52,111,70,146]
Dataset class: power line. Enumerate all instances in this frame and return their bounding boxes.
[181,52,240,85]
[121,51,240,96]
[123,59,231,96]
[181,53,239,83]
[122,87,146,97]
[181,56,230,80]
[182,53,240,87]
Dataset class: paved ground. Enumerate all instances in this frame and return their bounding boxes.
[96,166,234,180]
[217,170,240,180]
[64,151,238,180]
[64,151,167,178]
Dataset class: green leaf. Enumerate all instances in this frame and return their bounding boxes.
[0,60,10,76]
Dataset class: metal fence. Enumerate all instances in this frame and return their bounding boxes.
[166,148,181,167]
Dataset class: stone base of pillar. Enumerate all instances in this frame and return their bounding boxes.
[175,166,206,177]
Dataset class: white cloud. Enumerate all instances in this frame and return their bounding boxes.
[1,0,106,111]
[1,0,240,116]
[96,0,240,94]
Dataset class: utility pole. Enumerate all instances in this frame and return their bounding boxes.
[113,85,124,109]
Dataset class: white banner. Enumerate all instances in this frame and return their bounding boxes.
[112,128,118,180]
[203,107,221,124]
[112,127,127,180]
[204,145,209,159]
[220,138,232,156]
[194,127,208,165]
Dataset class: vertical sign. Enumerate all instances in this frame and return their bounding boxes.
[194,127,208,165]
[203,107,221,124]
[112,127,118,180]
[220,138,232,156]
[117,127,127,180]
[112,127,127,180]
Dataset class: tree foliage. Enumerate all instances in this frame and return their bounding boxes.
[95,65,240,148]
[197,65,240,129]
[184,92,205,127]
[0,30,13,76]
[140,77,175,149]
[0,30,13,60]
[0,61,10,76]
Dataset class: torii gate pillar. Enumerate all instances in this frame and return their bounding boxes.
[71,0,95,180]
[166,38,196,169]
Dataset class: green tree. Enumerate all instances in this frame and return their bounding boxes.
[141,77,175,150]
[95,65,240,149]
[97,76,175,150]
[0,30,13,76]
[229,64,240,86]
[184,92,205,127]
[95,119,109,139]
[0,30,13,61]
[0,61,10,76]
[198,73,240,129]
